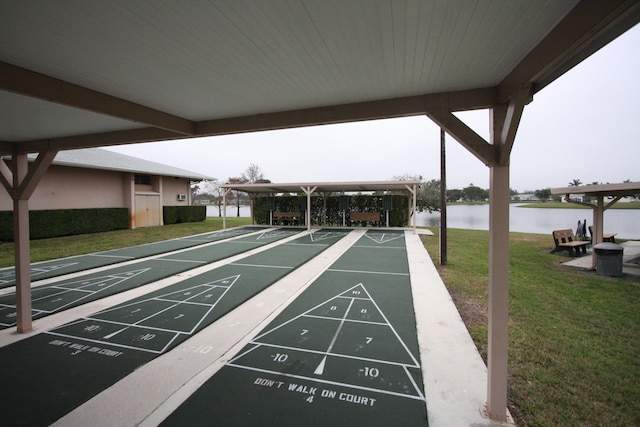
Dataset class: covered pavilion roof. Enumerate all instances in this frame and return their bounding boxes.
[551,182,640,198]
[1,1,638,154]
[221,180,421,194]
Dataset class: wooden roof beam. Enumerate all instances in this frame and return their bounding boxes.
[0,61,195,136]
[13,88,495,154]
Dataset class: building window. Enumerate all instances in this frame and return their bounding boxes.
[134,174,152,185]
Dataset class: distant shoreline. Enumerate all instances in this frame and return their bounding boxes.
[445,201,640,209]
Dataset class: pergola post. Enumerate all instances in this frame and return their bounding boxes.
[300,186,317,231]
[404,184,417,234]
[425,84,527,423]
[13,154,32,333]
[222,188,231,229]
[486,164,510,421]
[0,149,58,333]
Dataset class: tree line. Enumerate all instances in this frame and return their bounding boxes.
[192,167,636,217]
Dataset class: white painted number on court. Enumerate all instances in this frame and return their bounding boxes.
[271,353,288,363]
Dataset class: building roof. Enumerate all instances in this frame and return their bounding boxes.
[2,1,638,153]
[222,180,421,194]
[32,148,213,181]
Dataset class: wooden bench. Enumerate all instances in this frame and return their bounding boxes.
[588,226,617,243]
[349,211,381,227]
[551,229,590,256]
[273,211,301,225]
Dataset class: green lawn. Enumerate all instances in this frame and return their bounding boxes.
[421,228,640,426]
[0,217,251,268]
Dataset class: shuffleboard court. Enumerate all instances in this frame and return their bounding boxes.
[0,229,350,426]
[161,230,428,426]
[0,226,267,289]
[0,228,300,329]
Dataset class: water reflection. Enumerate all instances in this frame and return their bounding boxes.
[417,204,640,239]
[207,204,640,239]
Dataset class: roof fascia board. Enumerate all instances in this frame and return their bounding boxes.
[13,88,494,154]
[497,0,639,103]
[1,61,195,136]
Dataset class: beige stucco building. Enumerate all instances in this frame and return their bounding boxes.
[0,148,212,228]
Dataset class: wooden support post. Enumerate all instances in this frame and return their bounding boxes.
[486,165,510,423]
[300,186,317,231]
[13,153,32,333]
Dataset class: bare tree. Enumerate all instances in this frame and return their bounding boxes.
[206,179,224,216]
[227,176,247,217]
[241,163,264,184]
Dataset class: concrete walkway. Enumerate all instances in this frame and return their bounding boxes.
[562,240,640,277]
[0,228,499,426]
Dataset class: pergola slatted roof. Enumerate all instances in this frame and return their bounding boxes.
[222,180,421,194]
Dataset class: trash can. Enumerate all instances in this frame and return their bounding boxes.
[593,242,624,277]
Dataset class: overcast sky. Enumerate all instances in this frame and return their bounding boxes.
[107,24,639,193]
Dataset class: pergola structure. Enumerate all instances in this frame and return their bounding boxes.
[1,1,639,422]
[221,180,420,232]
[551,182,640,268]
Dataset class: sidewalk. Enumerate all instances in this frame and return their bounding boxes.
[562,241,640,276]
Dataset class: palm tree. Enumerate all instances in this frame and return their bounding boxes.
[568,178,582,187]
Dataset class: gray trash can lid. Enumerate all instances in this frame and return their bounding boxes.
[593,242,624,251]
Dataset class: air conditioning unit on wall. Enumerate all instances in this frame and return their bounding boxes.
[177,194,187,201]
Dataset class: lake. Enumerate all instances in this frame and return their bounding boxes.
[207,204,640,239]
[417,204,640,239]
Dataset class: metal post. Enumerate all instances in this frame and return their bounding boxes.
[440,128,447,265]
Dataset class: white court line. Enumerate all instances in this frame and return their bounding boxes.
[52,276,243,353]
[358,284,421,368]
[231,280,424,397]
[225,363,425,401]
[326,268,409,276]
[45,330,164,354]
[303,314,386,325]
[283,242,330,246]
[228,263,293,269]
[232,341,419,369]
[351,245,406,250]
[89,254,135,259]
[154,258,207,264]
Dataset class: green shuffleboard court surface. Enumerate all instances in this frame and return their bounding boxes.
[0,226,267,289]
[0,228,299,329]
[161,230,428,426]
[0,229,350,426]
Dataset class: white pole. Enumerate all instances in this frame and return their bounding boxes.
[222,188,228,229]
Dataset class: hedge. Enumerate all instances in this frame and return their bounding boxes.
[253,194,410,226]
[0,208,129,241]
[163,205,206,225]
